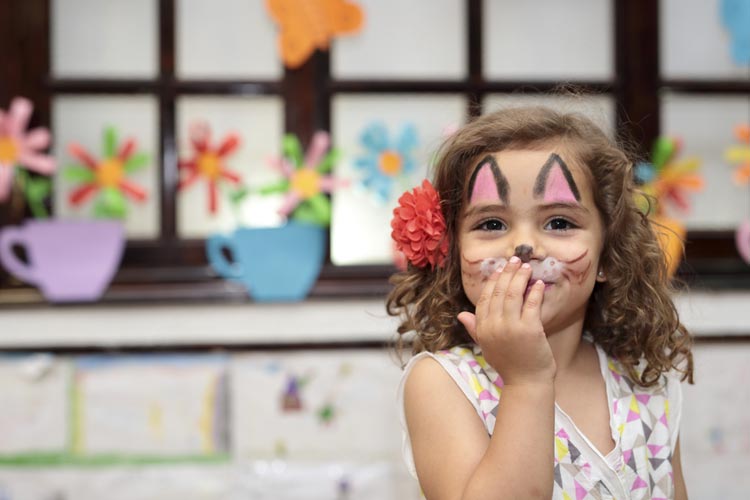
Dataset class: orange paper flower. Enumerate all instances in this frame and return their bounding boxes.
[391,180,448,269]
[266,0,364,68]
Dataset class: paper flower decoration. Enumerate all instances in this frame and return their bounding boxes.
[65,127,149,219]
[355,122,418,201]
[391,179,448,269]
[720,0,750,65]
[261,131,346,227]
[634,137,703,277]
[266,0,364,68]
[725,124,750,186]
[0,97,56,217]
[178,121,242,215]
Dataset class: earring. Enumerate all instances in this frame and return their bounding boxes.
[597,270,606,281]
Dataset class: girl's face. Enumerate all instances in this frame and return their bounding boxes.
[458,147,605,334]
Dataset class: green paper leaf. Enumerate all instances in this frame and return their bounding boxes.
[292,194,331,227]
[651,137,675,171]
[16,169,51,219]
[317,147,341,174]
[95,187,127,219]
[64,164,96,182]
[124,152,150,173]
[229,185,251,206]
[282,134,303,168]
[104,127,117,159]
[259,180,290,195]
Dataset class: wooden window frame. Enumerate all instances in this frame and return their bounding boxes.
[1,0,748,304]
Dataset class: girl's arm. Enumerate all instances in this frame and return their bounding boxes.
[404,357,554,500]
[672,438,688,500]
[405,260,556,500]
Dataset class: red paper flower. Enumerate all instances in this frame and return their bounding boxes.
[391,179,449,269]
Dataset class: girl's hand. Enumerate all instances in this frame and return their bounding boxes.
[457,256,557,386]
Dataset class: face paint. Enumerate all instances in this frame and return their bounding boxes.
[533,153,581,204]
[467,155,509,205]
[479,256,564,283]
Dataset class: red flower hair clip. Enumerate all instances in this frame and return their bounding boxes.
[391,179,449,269]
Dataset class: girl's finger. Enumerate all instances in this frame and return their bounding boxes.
[489,256,520,314]
[521,279,545,323]
[457,311,478,343]
[475,263,504,324]
[502,261,533,319]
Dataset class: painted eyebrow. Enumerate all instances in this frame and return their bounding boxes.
[533,153,581,202]
[463,204,508,219]
[467,154,510,205]
[538,202,591,214]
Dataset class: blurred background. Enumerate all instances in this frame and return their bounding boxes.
[0,0,749,498]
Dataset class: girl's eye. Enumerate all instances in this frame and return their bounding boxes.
[476,219,506,231]
[545,218,577,231]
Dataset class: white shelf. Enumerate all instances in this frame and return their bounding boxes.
[0,292,747,349]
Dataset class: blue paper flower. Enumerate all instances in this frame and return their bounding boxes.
[354,122,418,201]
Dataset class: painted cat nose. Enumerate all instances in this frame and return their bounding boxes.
[514,244,534,263]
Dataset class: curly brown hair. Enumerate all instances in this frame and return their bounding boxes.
[386,105,693,387]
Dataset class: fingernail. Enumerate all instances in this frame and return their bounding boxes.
[509,256,520,264]
[521,263,531,269]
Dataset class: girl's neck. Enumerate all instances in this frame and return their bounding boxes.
[545,316,590,376]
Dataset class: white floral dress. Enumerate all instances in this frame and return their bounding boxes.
[398,342,682,499]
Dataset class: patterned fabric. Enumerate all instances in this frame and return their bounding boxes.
[398,343,682,500]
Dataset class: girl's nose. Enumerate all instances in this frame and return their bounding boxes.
[513,244,534,263]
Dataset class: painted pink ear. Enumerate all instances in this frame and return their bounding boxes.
[737,220,750,264]
[470,162,501,203]
[543,159,579,204]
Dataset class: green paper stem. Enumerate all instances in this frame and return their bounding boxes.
[94,187,127,219]
[259,180,290,195]
[292,193,331,227]
[16,168,51,219]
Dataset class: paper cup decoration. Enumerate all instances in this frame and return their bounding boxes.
[0,219,125,302]
[206,131,346,301]
[206,221,326,302]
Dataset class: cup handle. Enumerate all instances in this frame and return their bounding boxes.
[206,234,243,280]
[0,226,38,285]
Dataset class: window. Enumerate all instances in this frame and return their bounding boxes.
[1,0,748,303]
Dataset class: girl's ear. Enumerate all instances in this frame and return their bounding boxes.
[596,269,607,282]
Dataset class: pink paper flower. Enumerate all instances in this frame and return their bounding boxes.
[391,179,449,269]
[0,97,55,201]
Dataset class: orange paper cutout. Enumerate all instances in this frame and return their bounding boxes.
[267,0,364,68]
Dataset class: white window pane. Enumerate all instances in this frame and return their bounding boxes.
[483,94,616,138]
[331,94,467,266]
[176,96,284,238]
[51,0,157,78]
[332,0,466,80]
[53,96,160,239]
[176,0,282,80]
[661,0,750,79]
[483,0,613,80]
[661,94,750,230]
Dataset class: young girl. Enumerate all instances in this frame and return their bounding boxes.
[388,106,693,500]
